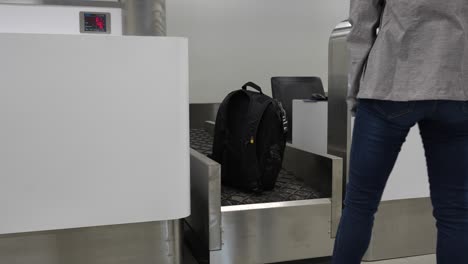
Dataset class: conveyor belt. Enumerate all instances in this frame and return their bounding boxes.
[191,129,326,206]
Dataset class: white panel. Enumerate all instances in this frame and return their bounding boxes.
[293,106,429,201]
[166,0,350,103]
[349,118,430,201]
[292,100,328,155]
[0,33,189,234]
[0,4,122,35]
[382,125,430,201]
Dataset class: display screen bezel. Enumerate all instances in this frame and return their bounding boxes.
[79,12,111,34]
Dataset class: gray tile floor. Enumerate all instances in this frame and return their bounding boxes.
[361,255,436,264]
[278,255,436,264]
[184,248,436,264]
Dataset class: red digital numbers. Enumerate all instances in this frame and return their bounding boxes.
[95,16,105,30]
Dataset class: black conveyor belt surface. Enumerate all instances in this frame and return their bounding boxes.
[190,129,325,206]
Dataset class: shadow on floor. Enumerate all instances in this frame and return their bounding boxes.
[276,257,331,264]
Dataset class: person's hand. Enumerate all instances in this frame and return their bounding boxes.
[348,97,359,117]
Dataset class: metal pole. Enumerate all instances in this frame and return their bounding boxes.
[120,0,166,36]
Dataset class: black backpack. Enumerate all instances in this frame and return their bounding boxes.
[211,82,288,192]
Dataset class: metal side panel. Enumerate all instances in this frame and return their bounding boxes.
[0,220,183,264]
[211,200,334,264]
[283,144,343,237]
[204,121,216,137]
[330,154,343,238]
[121,0,167,36]
[190,104,220,129]
[327,21,352,196]
[187,149,222,251]
[283,144,332,196]
[364,198,436,261]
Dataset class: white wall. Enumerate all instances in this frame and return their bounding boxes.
[0,4,122,35]
[167,0,349,103]
[0,33,189,234]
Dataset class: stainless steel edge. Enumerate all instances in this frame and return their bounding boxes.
[364,198,436,261]
[204,121,216,137]
[215,200,334,264]
[283,144,333,197]
[283,144,343,238]
[121,0,166,36]
[0,0,121,7]
[326,20,351,239]
[187,149,222,251]
[221,199,332,212]
[327,20,352,195]
[0,220,183,264]
[330,153,343,238]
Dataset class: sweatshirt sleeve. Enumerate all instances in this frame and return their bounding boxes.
[347,0,385,114]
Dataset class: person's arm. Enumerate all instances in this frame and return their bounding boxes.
[347,0,385,114]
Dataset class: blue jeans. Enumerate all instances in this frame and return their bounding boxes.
[332,100,468,264]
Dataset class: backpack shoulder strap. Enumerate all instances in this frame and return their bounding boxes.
[241,92,275,191]
[211,90,241,161]
[246,93,274,136]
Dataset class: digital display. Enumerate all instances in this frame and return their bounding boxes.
[81,13,109,33]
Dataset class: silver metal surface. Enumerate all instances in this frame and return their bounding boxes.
[204,121,216,137]
[190,103,220,129]
[215,200,334,264]
[121,0,166,36]
[326,21,352,239]
[330,152,343,238]
[0,220,183,264]
[0,0,121,7]
[79,11,111,34]
[283,144,343,237]
[364,198,436,261]
[187,149,222,251]
[327,20,352,190]
[187,140,343,263]
[283,144,332,197]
